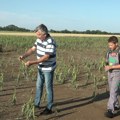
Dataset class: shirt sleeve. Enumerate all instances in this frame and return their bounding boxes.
[45,39,56,55]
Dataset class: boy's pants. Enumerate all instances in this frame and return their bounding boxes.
[107,71,120,111]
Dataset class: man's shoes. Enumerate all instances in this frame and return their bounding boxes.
[114,106,120,111]
[40,107,53,115]
[104,109,114,118]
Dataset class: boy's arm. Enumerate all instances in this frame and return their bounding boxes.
[111,65,120,69]
[105,64,120,71]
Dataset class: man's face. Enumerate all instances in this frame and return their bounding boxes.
[36,30,46,40]
[108,42,118,50]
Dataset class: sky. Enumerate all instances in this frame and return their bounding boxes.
[0,0,120,33]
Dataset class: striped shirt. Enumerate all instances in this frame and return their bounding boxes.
[34,35,56,71]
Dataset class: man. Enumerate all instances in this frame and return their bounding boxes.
[19,24,56,115]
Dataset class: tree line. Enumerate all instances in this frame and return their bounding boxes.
[0,25,31,32]
[50,29,120,35]
[0,25,119,35]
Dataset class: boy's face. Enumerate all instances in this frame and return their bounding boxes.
[108,42,118,50]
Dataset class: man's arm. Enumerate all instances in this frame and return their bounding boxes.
[25,54,50,67]
[19,46,36,60]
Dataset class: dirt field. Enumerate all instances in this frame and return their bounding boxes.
[0,51,120,120]
[0,34,120,120]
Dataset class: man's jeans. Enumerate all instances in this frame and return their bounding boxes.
[34,69,54,110]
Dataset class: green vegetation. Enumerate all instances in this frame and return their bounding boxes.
[22,97,35,120]
[0,73,4,91]
[0,35,111,119]
[11,88,17,105]
[0,35,108,91]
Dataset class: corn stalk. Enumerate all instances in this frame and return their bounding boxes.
[0,73,4,91]
[22,97,35,120]
[12,88,17,105]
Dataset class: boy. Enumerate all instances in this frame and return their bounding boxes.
[105,36,120,118]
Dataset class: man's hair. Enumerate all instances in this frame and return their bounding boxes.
[35,24,48,35]
[108,36,118,44]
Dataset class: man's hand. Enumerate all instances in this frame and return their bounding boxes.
[19,55,25,61]
[19,46,36,61]
[25,61,31,67]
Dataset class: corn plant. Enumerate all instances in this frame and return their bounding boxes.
[19,61,29,81]
[12,88,17,105]
[55,67,65,84]
[84,63,91,73]
[58,72,64,84]
[71,72,79,89]
[85,72,91,86]
[70,66,79,89]
[92,75,99,98]
[19,61,36,81]
[54,68,60,82]
[22,97,35,120]
[99,58,106,72]
[27,68,36,81]
[0,73,4,91]
[15,73,20,86]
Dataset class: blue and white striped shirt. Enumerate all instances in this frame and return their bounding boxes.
[34,35,56,71]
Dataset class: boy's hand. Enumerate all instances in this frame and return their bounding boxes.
[105,66,112,71]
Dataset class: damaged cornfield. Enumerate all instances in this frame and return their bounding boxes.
[0,34,116,120]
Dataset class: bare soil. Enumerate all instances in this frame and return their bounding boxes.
[0,51,120,120]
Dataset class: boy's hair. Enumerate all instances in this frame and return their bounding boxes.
[108,36,118,44]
